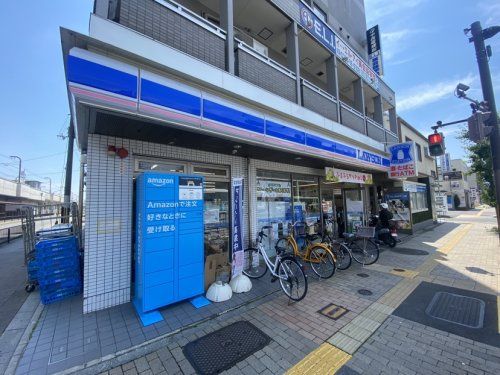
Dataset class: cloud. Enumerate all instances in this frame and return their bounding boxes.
[380,29,426,61]
[397,74,476,112]
[365,0,425,25]
[480,3,500,27]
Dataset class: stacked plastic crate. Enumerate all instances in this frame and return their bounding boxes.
[35,236,81,304]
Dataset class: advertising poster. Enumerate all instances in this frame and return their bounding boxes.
[231,178,244,277]
[325,167,373,184]
[384,192,412,230]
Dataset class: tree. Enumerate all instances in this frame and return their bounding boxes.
[459,128,496,207]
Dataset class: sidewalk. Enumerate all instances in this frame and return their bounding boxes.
[3,210,499,374]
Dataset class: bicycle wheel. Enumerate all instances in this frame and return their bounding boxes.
[350,238,379,265]
[330,242,352,270]
[277,257,308,301]
[242,248,268,278]
[308,245,336,278]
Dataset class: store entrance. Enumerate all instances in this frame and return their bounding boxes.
[344,188,365,233]
[320,182,344,238]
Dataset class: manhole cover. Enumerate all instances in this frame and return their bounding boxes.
[390,248,429,256]
[358,289,373,296]
[425,292,485,328]
[183,321,270,375]
[357,273,369,278]
[393,268,406,272]
[318,303,349,320]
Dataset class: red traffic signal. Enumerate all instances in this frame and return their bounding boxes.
[428,132,445,156]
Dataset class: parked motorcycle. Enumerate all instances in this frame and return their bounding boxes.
[369,215,399,248]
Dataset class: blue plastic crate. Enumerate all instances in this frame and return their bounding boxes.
[27,260,39,282]
[36,246,78,260]
[35,236,77,250]
[40,286,81,305]
[39,275,81,289]
[37,255,79,270]
[37,265,80,279]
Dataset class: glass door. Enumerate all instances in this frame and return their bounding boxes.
[320,181,343,237]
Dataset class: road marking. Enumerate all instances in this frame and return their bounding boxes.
[286,343,351,374]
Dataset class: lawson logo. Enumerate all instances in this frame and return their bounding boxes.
[147,177,174,187]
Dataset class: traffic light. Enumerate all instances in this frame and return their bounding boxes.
[467,111,492,143]
[428,132,445,156]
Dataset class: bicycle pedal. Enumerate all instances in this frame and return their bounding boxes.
[270,276,278,283]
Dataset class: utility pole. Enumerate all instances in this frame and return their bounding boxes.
[62,121,75,222]
[468,21,500,231]
[10,155,21,183]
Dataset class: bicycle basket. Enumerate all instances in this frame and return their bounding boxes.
[355,226,375,238]
[294,222,307,236]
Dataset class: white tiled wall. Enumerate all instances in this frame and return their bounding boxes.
[84,134,248,313]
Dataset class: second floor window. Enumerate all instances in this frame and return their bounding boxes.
[313,3,327,22]
[416,143,422,162]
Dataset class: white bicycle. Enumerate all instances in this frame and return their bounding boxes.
[243,226,308,301]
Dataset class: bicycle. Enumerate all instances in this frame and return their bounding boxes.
[243,226,308,301]
[325,226,379,267]
[320,219,353,270]
[276,222,336,279]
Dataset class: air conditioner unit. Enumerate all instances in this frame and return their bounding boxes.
[252,38,268,57]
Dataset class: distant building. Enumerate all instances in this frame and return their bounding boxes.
[436,159,479,209]
[25,180,42,190]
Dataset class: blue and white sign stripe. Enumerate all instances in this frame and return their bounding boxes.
[66,48,390,170]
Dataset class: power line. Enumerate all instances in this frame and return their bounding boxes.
[24,152,66,162]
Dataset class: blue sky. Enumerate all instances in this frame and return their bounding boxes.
[365,0,500,162]
[0,1,499,196]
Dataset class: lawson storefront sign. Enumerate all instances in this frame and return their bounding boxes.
[388,141,418,179]
[299,2,336,55]
[66,48,390,171]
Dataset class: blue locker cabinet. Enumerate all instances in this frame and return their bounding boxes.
[133,172,204,325]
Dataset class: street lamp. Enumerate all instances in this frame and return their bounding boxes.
[9,156,21,183]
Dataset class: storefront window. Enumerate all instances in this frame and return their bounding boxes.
[411,191,428,213]
[256,170,292,255]
[203,180,230,256]
[344,189,364,233]
[136,160,185,173]
[293,174,320,227]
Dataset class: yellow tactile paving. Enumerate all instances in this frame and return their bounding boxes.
[436,224,472,254]
[389,268,419,278]
[286,343,351,375]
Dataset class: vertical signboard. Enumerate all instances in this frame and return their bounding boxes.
[366,25,383,76]
[388,142,418,179]
[385,192,412,230]
[134,172,204,326]
[231,178,244,276]
[440,153,451,173]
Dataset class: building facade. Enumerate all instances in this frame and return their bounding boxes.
[63,0,402,313]
[395,117,437,229]
[437,158,479,209]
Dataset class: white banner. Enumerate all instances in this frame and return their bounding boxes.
[325,167,373,184]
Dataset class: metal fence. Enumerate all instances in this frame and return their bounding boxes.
[0,225,23,245]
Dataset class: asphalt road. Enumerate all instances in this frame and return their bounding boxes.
[0,239,28,335]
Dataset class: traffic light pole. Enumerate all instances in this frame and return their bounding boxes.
[470,21,500,232]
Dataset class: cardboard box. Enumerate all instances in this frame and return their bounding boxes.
[204,252,229,291]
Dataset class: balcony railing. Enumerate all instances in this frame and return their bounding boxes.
[110,0,397,146]
[340,102,366,134]
[301,79,338,122]
[235,41,297,103]
[366,118,385,143]
[118,0,226,69]
[385,130,399,147]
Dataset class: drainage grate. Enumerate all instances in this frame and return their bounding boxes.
[318,303,349,320]
[425,292,485,328]
[183,321,270,375]
[390,248,429,256]
[357,289,373,296]
[356,273,369,278]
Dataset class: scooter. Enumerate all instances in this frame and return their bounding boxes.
[369,215,398,248]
